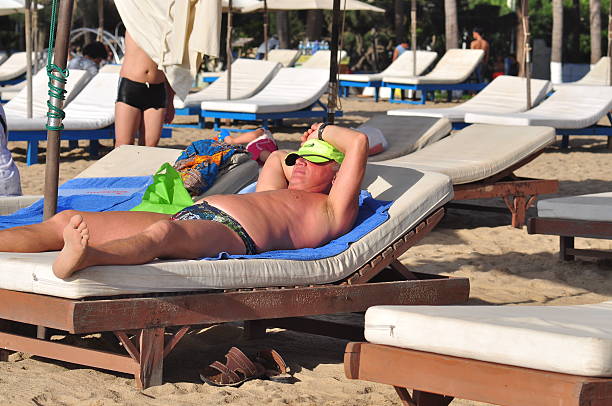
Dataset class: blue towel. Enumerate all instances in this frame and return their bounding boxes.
[0,176,152,229]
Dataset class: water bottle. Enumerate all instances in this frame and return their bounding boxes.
[298,41,304,55]
[305,40,311,55]
[313,40,320,54]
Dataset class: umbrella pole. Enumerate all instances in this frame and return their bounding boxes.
[226,0,232,100]
[522,0,532,110]
[25,0,32,119]
[43,0,74,221]
[327,0,341,124]
[411,0,417,76]
[608,4,612,86]
[263,0,269,60]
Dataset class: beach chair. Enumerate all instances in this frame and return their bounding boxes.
[267,49,301,67]
[388,75,552,128]
[200,67,341,130]
[465,85,612,149]
[299,50,347,70]
[528,192,612,260]
[7,69,171,165]
[379,124,559,228]
[381,49,486,105]
[553,56,611,89]
[0,163,469,389]
[345,302,612,406]
[339,51,438,102]
[172,58,281,123]
[0,52,28,86]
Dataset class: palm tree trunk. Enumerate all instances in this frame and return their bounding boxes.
[516,9,525,76]
[97,0,104,41]
[444,0,458,49]
[590,0,602,63]
[276,11,290,48]
[394,0,406,41]
[306,10,323,41]
[551,0,563,83]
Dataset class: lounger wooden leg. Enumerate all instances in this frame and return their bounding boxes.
[504,195,537,228]
[243,320,268,339]
[88,140,100,159]
[560,236,575,261]
[561,135,570,149]
[394,387,417,406]
[412,390,454,406]
[136,327,165,389]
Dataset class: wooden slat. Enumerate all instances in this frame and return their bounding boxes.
[453,178,559,201]
[528,217,612,239]
[0,290,75,330]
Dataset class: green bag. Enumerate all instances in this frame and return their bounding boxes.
[130,163,194,215]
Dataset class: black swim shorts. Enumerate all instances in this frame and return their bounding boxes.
[116,77,167,111]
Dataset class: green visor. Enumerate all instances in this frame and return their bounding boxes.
[285,139,345,166]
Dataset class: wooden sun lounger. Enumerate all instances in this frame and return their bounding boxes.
[344,342,612,406]
[0,208,469,389]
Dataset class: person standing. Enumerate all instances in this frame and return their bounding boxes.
[67,42,108,76]
[392,39,409,61]
[470,27,490,82]
[0,105,21,196]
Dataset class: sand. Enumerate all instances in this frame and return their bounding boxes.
[3,97,612,405]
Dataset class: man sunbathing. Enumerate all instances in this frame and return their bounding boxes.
[0,123,368,280]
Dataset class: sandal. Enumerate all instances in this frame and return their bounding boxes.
[199,347,266,387]
[255,348,294,383]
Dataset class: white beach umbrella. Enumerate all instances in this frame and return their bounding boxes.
[0,0,41,16]
[246,0,384,12]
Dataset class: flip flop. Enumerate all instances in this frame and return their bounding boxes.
[255,348,294,383]
[216,129,231,142]
[199,347,266,387]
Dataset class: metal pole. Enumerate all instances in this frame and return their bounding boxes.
[43,0,75,221]
[226,0,233,100]
[608,8,612,85]
[411,0,417,76]
[522,0,532,110]
[97,0,104,41]
[263,0,269,60]
[25,0,32,119]
[327,0,341,124]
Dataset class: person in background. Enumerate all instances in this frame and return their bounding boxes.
[392,39,409,61]
[0,105,22,196]
[256,35,280,59]
[67,41,108,76]
[470,27,490,82]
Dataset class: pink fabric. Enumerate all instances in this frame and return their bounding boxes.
[246,137,278,163]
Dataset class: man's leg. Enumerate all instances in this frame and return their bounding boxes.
[140,107,165,147]
[53,215,247,279]
[0,210,169,253]
[115,101,142,147]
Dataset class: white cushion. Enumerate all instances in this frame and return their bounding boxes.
[201,68,328,114]
[365,302,612,377]
[538,192,612,222]
[465,85,612,129]
[388,76,552,122]
[267,49,300,67]
[0,165,452,298]
[382,49,484,85]
[379,124,555,184]
[554,57,611,89]
[174,59,281,108]
[339,51,437,83]
[0,52,27,82]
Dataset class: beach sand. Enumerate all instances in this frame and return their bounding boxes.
[4,97,612,405]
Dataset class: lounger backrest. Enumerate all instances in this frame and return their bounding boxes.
[267,49,300,67]
[194,58,281,100]
[3,69,91,117]
[460,75,551,111]
[245,67,329,107]
[0,52,27,81]
[381,50,438,77]
[62,71,120,128]
[575,56,610,86]
[300,50,348,69]
[422,49,484,82]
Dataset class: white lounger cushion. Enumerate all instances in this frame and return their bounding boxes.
[200,68,328,114]
[382,49,484,85]
[388,76,552,122]
[267,49,300,67]
[538,192,612,222]
[0,52,27,82]
[554,57,611,89]
[8,71,119,131]
[3,69,91,120]
[338,51,437,83]
[174,59,281,109]
[465,85,612,129]
[0,165,452,298]
[300,50,347,69]
[380,124,555,184]
[365,302,612,377]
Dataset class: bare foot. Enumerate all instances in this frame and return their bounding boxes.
[52,215,90,279]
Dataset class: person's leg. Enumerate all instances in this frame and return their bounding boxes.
[0,210,169,253]
[115,102,142,147]
[222,128,265,145]
[53,215,247,279]
[140,107,166,147]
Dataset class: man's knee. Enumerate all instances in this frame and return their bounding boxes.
[143,219,175,245]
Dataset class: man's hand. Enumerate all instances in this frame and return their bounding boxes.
[301,122,324,144]
[164,102,175,124]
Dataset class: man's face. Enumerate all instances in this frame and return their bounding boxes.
[288,157,337,193]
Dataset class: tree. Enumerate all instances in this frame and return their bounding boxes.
[276,11,290,48]
[551,0,563,82]
[590,0,602,63]
[444,0,458,49]
[306,10,323,40]
[394,0,406,42]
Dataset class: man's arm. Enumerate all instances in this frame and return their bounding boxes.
[164,81,176,124]
[255,150,293,192]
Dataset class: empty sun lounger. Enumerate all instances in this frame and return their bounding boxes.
[379,124,559,227]
[382,49,486,105]
[267,49,301,67]
[299,49,347,69]
[7,70,171,165]
[554,56,611,89]
[339,50,437,102]
[357,115,452,161]
[200,67,341,129]
[528,192,612,260]
[172,58,281,123]
[0,52,28,86]
[345,302,612,406]
[0,164,469,388]
[388,75,552,127]
[465,85,612,149]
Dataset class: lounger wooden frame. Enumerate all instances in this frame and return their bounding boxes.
[0,208,469,389]
[344,342,612,406]
[528,217,612,260]
[446,150,559,228]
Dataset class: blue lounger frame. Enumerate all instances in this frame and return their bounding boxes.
[0,74,26,87]
[9,127,173,165]
[381,82,487,105]
[339,80,382,102]
[200,100,343,130]
[557,112,612,149]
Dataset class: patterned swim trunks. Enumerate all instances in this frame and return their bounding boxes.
[170,202,258,255]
